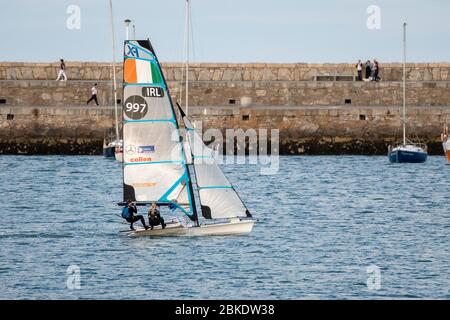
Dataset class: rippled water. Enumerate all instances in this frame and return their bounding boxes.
[0,155,449,299]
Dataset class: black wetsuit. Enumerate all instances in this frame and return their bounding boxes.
[126,205,148,230]
[148,208,166,229]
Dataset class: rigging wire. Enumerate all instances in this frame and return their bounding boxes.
[179,1,188,108]
[189,0,196,63]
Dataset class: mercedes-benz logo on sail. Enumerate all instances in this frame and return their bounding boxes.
[125,144,137,155]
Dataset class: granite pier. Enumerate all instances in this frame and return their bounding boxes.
[1,62,449,155]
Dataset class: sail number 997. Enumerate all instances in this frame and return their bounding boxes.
[126,102,146,113]
[124,95,148,120]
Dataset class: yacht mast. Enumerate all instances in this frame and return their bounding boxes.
[185,0,190,116]
[109,0,119,141]
[402,22,407,146]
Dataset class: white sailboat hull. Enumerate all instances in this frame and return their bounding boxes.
[129,218,255,237]
[443,139,450,163]
[442,125,450,163]
[115,150,123,162]
[189,219,255,236]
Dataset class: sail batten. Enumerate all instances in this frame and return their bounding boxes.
[198,186,233,189]
[122,39,197,221]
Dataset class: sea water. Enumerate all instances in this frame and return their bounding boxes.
[0,155,449,299]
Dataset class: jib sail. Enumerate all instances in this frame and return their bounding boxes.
[178,105,251,220]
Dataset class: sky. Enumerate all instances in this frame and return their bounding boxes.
[0,0,449,63]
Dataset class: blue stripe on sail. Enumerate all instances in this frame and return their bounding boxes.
[159,174,184,202]
[172,123,195,217]
[157,172,193,217]
[193,156,213,159]
[171,202,189,215]
[198,186,233,190]
[124,119,176,124]
[124,160,183,166]
[124,82,167,88]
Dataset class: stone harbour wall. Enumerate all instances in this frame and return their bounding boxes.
[190,106,449,155]
[0,105,448,155]
[0,106,114,154]
[1,62,450,82]
[0,62,449,155]
[1,79,449,108]
[1,62,450,108]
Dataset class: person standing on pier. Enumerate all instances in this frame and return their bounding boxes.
[373,59,380,81]
[86,83,99,106]
[356,60,363,81]
[55,59,67,81]
[365,60,371,80]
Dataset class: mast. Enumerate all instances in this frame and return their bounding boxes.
[108,0,119,141]
[177,103,200,226]
[185,0,190,116]
[402,22,407,146]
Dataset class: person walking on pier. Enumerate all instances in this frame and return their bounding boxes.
[356,60,363,81]
[86,83,99,106]
[55,59,67,81]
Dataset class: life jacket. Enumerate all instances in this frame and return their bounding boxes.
[121,207,131,220]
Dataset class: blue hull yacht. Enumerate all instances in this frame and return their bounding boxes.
[388,22,428,164]
[388,144,428,163]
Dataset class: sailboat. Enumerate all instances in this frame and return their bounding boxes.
[103,0,123,162]
[388,22,427,163]
[119,39,255,236]
[103,138,122,158]
[442,124,450,163]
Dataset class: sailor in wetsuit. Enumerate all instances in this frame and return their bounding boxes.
[122,200,149,231]
[148,203,166,230]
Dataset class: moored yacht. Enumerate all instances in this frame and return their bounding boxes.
[388,22,427,164]
[442,125,450,163]
[388,143,427,163]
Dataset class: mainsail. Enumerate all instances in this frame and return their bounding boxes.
[178,106,252,220]
[122,40,197,221]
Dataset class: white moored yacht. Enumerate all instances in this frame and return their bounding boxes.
[442,125,450,163]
